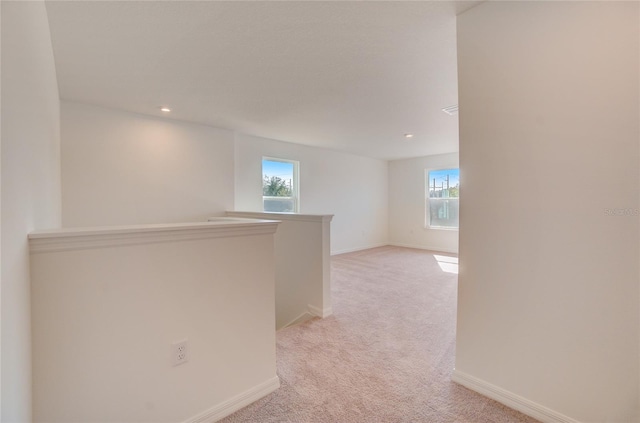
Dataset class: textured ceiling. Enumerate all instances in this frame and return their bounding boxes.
[46,1,479,160]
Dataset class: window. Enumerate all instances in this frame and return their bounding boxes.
[426,168,459,229]
[262,157,299,213]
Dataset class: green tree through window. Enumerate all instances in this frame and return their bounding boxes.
[263,175,292,197]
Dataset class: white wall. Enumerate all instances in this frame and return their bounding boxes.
[1,2,61,421]
[455,2,639,422]
[30,222,279,423]
[389,153,458,254]
[61,101,235,227]
[224,212,333,329]
[0,2,60,422]
[234,133,388,254]
[61,104,389,254]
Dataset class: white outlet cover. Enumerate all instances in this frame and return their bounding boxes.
[172,340,189,366]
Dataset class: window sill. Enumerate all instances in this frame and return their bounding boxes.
[425,226,459,232]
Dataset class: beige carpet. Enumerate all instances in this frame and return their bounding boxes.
[221,246,540,423]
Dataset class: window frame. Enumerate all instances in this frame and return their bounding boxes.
[425,167,460,231]
[262,156,300,213]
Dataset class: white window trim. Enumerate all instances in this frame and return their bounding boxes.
[262,157,300,213]
[425,167,459,231]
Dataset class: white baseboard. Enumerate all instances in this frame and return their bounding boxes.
[280,304,333,330]
[280,311,314,329]
[308,304,333,318]
[331,243,459,256]
[184,376,280,423]
[331,243,388,256]
[388,242,458,255]
[451,370,578,423]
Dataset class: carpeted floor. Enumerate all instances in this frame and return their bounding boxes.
[221,246,540,423]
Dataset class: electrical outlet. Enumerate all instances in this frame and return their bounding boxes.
[172,340,189,366]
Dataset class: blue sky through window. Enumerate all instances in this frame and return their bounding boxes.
[428,168,459,190]
[263,159,294,180]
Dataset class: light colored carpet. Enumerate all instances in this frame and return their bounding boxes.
[221,246,540,423]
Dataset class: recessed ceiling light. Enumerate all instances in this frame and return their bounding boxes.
[442,105,458,115]
[160,107,171,113]
[404,133,414,139]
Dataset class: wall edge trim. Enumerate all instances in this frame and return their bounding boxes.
[184,376,280,423]
[451,370,579,423]
[388,242,458,255]
[331,243,388,256]
[308,304,333,318]
[227,210,333,223]
[280,311,315,330]
[29,222,279,253]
